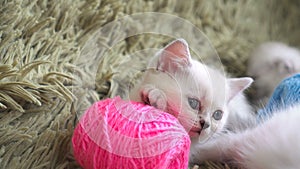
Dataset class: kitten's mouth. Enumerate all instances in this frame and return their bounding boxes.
[189,127,202,137]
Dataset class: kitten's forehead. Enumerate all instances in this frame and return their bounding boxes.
[187,60,227,106]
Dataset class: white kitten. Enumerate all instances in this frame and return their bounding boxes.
[247,42,300,100]
[129,39,255,157]
[190,104,300,169]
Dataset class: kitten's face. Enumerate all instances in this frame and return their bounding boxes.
[142,56,229,142]
[169,62,230,142]
[133,39,252,142]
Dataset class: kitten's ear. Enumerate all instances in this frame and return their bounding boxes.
[157,39,192,72]
[228,77,253,101]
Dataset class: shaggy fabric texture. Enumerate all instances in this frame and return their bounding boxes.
[0,0,300,168]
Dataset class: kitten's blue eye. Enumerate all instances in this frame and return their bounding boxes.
[188,98,200,110]
[213,110,223,120]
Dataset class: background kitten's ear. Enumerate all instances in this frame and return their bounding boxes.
[228,77,253,101]
[157,39,192,72]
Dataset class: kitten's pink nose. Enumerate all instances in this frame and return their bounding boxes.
[200,119,210,129]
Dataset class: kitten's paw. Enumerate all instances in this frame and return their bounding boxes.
[141,85,167,111]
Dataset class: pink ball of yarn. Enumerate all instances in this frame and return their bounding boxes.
[72,96,190,169]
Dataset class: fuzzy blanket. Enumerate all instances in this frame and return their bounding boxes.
[1,0,299,168]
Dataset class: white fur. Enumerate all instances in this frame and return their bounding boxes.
[247,42,300,100]
[190,104,300,169]
[129,39,256,162]
[130,39,300,169]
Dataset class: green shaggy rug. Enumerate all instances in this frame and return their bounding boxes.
[0,0,299,168]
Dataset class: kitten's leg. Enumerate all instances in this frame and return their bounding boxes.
[140,84,167,111]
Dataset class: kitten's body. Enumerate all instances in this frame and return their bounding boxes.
[247,42,300,101]
[190,104,300,169]
[129,39,300,168]
[129,39,255,161]
[130,59,254,135]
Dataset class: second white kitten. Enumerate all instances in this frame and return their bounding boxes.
[247,42,300,100]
